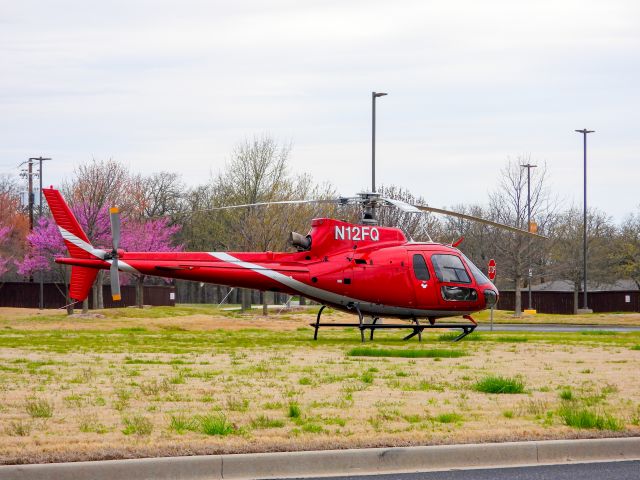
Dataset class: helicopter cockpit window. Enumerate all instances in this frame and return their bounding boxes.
[460,252,492,286]
[431,254,471,284]
[412,254,430,281]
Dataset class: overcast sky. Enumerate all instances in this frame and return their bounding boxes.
[1,0,638,222]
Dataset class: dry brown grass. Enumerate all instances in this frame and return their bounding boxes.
[0,306,639,465]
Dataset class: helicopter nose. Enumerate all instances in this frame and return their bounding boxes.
[483,288,499,308]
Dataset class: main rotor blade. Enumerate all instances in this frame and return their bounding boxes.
[110,258,121,301]
[412,205,547,239]
[201,198,353,212]
[109,207,121,250]
[380,197,421,213]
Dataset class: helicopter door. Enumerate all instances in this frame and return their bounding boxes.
[409,252,438,309]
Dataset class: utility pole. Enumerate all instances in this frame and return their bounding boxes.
[31,157,51,310]
[19,159,35,231]
[575,129,594,313]
[520,162,537,311]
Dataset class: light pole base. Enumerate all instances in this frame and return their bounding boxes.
[577,308,593,314]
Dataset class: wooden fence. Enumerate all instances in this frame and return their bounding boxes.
[497,290,640,314]
[0,282,175,309]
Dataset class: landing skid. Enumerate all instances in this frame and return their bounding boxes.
[310,305,477,342]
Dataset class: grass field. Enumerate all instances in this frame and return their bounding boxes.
[0,305,639,465]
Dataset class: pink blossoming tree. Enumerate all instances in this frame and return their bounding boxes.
[0,226,11,278]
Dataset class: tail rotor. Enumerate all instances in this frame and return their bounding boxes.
[109,207,122,301]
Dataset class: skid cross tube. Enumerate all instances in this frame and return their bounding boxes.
[311,307,477,342]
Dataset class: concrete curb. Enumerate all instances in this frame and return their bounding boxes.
[1,437,639,480]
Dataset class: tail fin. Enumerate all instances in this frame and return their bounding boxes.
[43,188,101,301]
[43,188,99,260]
[70,266,99,302]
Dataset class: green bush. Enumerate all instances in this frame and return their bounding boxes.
[288,402,301,418]
[6,420,31,436]
[360,371,375,384]
[25,398,53,418]
[250,415,285,429]
[435,412,463,424]
[559,387,573,401]
[474,375,525,394]
[559,406,622,430]
[199,413,234,435]
[168,413,198,434]
[348,348,466,359]
[122,415,153,435]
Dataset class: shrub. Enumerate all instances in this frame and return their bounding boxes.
[251,415,285,429]
[360,372,374,384]
[198,413,234,436]
[25,398,53,418]
[302,423,323,433]
[435,412,463,424]
[348,348,466,359]
[559,406,623,431]
[122,415,153,435]
[79,415,108,434]
[474,376,525,394]
[168,413,198,434]
[226,396,249,412]
[288,402,301,418]
[559,387,573,401]
[139,378,172,396]
[6,420,31,436]
[495,336,528,343]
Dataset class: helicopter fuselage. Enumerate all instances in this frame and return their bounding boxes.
[56,217,499,320]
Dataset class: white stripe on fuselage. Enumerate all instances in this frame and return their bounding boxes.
[58,226,139,274]
[207,252,470,317]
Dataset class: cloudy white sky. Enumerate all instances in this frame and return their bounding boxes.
[1,0,638,221]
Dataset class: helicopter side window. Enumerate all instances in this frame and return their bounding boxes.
[431,254,471,284]
[412,254,430,281]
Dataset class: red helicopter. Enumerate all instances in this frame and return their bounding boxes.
[43,189,542,342]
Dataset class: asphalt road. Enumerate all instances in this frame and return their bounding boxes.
[275,460,640,480]
[477,323,640,332]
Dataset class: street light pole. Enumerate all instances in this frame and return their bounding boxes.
[371,91,387,193]
[520,162,537,310]
[574,129,594,312]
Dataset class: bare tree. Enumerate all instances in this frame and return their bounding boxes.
[211,135,337,311]
[487,157,556,316]
[376,185,442,242]
[613,208,640,288]
[62,159,132,311]
[548,207,616,313]
[132,171,186,221]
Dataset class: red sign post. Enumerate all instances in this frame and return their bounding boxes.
[488,259,496,281]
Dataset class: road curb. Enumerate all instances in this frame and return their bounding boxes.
[1,437,639,480]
